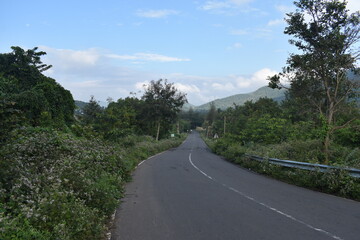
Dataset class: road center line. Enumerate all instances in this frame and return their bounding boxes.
[189,153,213,180]
[188,153,343,240]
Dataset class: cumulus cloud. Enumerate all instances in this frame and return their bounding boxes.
[39,46,160,101]
[136,9,179,18]
[41,46,100,68]
[174,83,201,94]
[212,82,235,91]
[38,46,277,106]
[135,81,149,91]
[235,68,278,88]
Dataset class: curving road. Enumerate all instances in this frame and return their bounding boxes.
[110,131,360,240]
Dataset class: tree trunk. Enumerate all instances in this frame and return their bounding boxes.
[324,102,335,164]
[156,121,161,141]
[324,131,331,164]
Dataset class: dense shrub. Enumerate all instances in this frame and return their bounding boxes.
[0,127,185,239]
[205,136,360,201]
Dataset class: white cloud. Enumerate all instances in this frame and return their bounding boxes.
[201,1,231,10]
[41,46,100,67]
[136,9,179,18]
[38,46,278,106]
[201,0,253,10]
[233,42,242,48]
[200,0,254,14]
[236,68,278,88]
[227,42,243,50]
[230,0,252,4]
[267,19,284,26]
[275,5,294,14]
[135,81,149,91]
[174,83,201,93]
[230,29,248,35]
[72,80,100,88]
[268,5,294,27]
[212,82,235,91]
[107,53,191,62]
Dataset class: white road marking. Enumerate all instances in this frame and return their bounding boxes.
[137,160,146,167]
[189,153,213,180]
[188,153,343,240]
[136,151,167,168]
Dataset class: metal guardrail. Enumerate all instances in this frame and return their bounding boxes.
[244,154,360,178]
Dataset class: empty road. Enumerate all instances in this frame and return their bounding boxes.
[111,132,360,240]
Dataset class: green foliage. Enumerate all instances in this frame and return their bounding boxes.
[334,119,360,147]
[243,114,288,144]
[98,97,141,140]
[81,96,104,126]
[0,46,189,239]
[78,81,187,141]
[179,107,205,130]
[206,137,360,200]
[0,98,23,144]
[0,127,185,239]
[0,47,75,131]
[268,0,360,162]
[141,79,187,140]
[0,212,52,240]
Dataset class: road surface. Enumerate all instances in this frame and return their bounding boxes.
[110,131,360,240]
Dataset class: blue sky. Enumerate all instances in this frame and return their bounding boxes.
[1,0,359,105]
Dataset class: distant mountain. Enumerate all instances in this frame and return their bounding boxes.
[194,86,287,111]
[181,102,196,111]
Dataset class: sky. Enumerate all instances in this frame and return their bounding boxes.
[1,0,359,106]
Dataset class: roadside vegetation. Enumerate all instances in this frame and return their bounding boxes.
[190,0,360,200]
[0,47,186,239]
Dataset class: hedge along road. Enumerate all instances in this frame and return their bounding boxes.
[110,131,360,240]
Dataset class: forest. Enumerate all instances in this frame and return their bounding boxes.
[1,0,360,239]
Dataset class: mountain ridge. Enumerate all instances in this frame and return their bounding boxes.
[193,86,287,111]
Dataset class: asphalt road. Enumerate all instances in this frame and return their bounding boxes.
[110,131,360,240]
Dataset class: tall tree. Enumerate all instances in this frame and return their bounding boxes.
[268,0,360,163]
[206,102,217,126]
[141,79,187,141]
[0,47,74,127]
[82,96,103,126]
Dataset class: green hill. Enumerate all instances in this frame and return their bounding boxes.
[195,86,287,111]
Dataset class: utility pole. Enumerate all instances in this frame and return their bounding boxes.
[224,115,226,136]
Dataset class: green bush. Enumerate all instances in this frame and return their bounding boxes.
[205,136,360,201]
[0,127,185,239]
[0,212,52,240]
